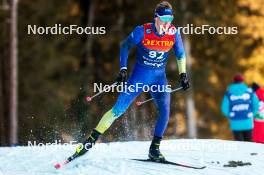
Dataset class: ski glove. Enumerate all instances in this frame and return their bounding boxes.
[116,69,127,84]
[179,73,190,90]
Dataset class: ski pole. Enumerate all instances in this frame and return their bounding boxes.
[85,82,118,102]
[136,86,183,106]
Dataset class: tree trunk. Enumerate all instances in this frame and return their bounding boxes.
[85,0,96,66]
[180,1,197,138]
[79,0,96,68]
[0,52,5,145]
[9,0,19,145]
[185,36,197,138]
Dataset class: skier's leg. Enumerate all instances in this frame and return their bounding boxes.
[243,129,253,142]
[95,89,141,134]
[152,91,171,138]
[233,131,244,141]
[148,81,170,162]
[95,65,152,134]
[74,89,141,157]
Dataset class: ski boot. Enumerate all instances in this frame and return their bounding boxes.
[148,136,165,162]
[69,129,101,161]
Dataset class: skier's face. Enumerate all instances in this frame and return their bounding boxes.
[155,16,172,34]
[156,17,171,26]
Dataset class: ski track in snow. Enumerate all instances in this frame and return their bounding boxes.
[0,139,263,175]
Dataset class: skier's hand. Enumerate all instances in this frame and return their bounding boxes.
[115,69,127,84]
[179,73,190,90]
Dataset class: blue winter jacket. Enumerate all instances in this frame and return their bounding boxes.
[221,83,259,131]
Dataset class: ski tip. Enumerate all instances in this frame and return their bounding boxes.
[54,163,61,169]
[54,160,69,169]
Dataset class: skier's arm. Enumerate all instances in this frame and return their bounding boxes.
[173,30,187,74]
[173,30,189,90]
[120,25,144,70]
[252,93,260,116]
[221,94,229,117]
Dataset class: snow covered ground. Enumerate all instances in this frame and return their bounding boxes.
[0,139,263,175]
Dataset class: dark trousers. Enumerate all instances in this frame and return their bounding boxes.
[233,130,252,141]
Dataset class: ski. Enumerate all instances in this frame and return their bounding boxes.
[132,159,206,169]
[54,152,81,169]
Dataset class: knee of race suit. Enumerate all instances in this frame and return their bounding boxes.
[112,106,126,118]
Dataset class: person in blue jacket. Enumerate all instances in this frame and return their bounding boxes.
[69,1,189,162]
[221,74,259,141]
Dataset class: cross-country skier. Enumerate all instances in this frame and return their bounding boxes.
[71,1,189,162]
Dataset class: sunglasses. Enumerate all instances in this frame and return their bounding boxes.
[157,14,174,22]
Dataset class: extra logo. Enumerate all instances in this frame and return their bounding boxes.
[142,39,174,47]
